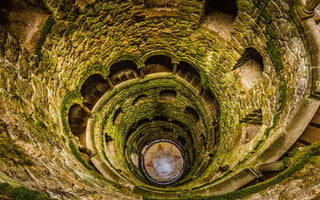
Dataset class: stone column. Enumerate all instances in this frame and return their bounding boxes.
[300,0,320,19]
[304,0,320,15]
[172,62,178,74]
[258,161,285,173]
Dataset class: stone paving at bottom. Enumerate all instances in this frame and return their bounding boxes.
[143,141,184,183]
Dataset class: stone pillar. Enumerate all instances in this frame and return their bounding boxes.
[138,63,145,78]
[172,62,178,74]
[249,161,285,178]
[82,104,92,115]
[79,146,94,157]
[258,161,285,173]
[304,0,320,15]
[300,0,320,19]
[106,77,114,88]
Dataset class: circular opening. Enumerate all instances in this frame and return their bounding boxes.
[141,139,185,185]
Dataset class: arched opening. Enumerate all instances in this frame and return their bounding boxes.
[201,90,217,114]
[159,90,177,102]
[142,55,173,75]
[177,61,201,91]
[136,118,152,128]
[177,134,187,146]
[234,48,264,90]
[234,47,263,69]
[153,116,167,122]
[68,104,89,144]
[81,74,109,110]
[113,108,124,126]
[201,0,238,39]
[132,94,148,106]
[205,0,238,16]
[184,106,200,122]
[109,60,139,85]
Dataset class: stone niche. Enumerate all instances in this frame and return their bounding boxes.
[201,0,238,39]
[0,0,50,51]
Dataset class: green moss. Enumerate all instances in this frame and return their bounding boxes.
[62,24,76,37]
[271,85,287,125]
[253,0,270,8]
[279,85,287,109]
[20,113,35,124]
[143,143,320,200]
[0,182,51,200]
[35,16,55,60]
[267,41,284,72]
[260,9,272,23]
[254,84,286,152]
[0,123,33,166]
[60,92,80,136]
[36,121,48,131]
[59,0,80,21]
[82,64,108,77]
[69,139,95,171]
[272,114,280,125]
[18,113,49,142]
[84,3,99,17]
[266,25,276,38]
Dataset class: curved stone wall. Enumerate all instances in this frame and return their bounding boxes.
[0,0,320,199]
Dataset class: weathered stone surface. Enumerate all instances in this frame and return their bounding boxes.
[242,154,320,200]
[0,0,319,199]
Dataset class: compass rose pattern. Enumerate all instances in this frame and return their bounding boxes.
[143,141,184,183]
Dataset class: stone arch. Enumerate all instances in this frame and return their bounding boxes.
[81,74,109,110]
[109,60,140,85]
[177,61,201,91]
[141,55,174,75]
[68,104,89,144]
[234,47,264,90]
[201,0,238,39]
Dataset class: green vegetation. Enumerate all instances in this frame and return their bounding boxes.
[262,5,288,140]
[35,16,55,60]
[0,182,51,200]
[82,64,108,78]
[267,41,284,72]
[0,123,33,166]
[260,9,272,23]
[266,24,276,38]
[69,139,95,171]
[254,0,270,8]
[36,121,48,131]
[60,92,80,136]
[143,143,320,200]
[278,84,287,112]
[14,0,304,198]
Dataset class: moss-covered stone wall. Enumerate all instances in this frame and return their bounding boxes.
[0,0,319,199]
